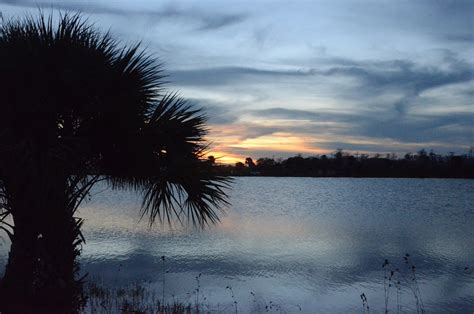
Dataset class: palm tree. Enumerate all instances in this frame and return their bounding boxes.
[0,12,230,312]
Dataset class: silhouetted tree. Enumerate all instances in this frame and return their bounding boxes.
[0,13,229,312]
[245,157,255,169]
[208,155,216,164]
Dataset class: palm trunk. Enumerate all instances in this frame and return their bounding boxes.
[0,172,85,313]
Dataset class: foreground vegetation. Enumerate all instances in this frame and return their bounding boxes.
[212,149,474,178]
[84,277,296,314]
[83,267,299,314]
[85,282,194,314]
[81,254,473,313]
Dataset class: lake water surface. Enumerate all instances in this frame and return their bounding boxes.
[1,178,473,313]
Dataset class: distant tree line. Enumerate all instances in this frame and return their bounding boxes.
[208,149,474,178]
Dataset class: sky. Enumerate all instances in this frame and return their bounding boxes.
[1,0,473,163]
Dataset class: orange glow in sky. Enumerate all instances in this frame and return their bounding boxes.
[206,130,330,164]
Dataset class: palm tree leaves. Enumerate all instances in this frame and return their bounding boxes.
[148,94,207,153]
[0,11,162,123]
[0,179,13,240]
[0,12,230,228]
[140,95,230,226]
[105,93,231,226]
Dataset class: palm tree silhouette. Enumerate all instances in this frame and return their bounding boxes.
[0,12,230,312]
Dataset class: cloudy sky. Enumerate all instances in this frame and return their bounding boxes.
[1,0,473,163]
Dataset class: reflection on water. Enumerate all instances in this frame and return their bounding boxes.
[1,178,473,312]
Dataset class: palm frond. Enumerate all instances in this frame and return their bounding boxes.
[0,11,230,227]
[105,94,231,226]
[0,177,13,240]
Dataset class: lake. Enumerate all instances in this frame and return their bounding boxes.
[1,177,473,313]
